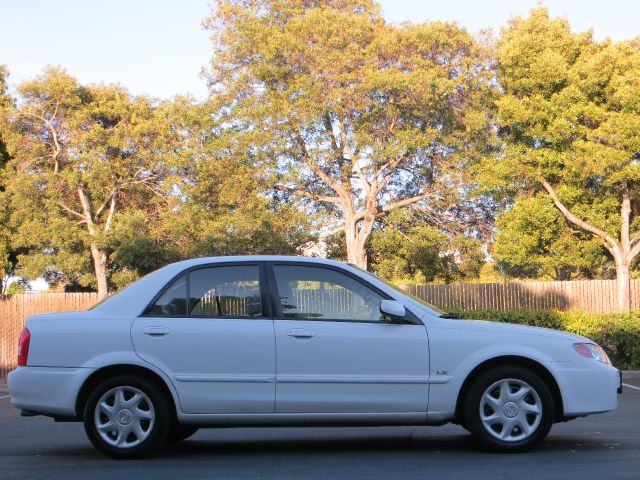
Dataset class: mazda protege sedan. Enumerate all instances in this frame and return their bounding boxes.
[8,256,621,458]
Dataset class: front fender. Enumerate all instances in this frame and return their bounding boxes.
[427,326,570,423]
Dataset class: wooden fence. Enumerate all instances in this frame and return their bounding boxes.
[0,293,99,383]
[403,279,640,313]
[1,279,637,382]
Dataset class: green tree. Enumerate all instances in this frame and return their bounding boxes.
[493,195,610,280]
[204,0,494,268]
[6,67,176,298]
[0,65,20,293]
[154,97,312,260]
[368,209,484,283]
[0,65,11,165]
[486,8,640,310]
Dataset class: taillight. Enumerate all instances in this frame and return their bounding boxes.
[17,328,30,366]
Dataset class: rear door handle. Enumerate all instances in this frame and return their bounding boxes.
[287,328,316,338]
[143,326,170,336]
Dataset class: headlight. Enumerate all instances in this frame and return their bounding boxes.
[573,343,611,364]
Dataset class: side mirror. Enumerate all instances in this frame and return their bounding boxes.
[380,300,406,321]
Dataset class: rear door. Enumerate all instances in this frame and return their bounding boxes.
[269,262,430,414]
[131,262,275,414]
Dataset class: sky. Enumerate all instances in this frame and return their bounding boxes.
[1,0,640,101]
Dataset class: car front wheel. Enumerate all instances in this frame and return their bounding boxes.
[83,376,170,459]
[464,366,554,452]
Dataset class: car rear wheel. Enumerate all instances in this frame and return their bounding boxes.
[463,366,554,452]
[83,376,170,459]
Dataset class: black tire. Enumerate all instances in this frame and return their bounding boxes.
[463,366,554,453]
[166,424,199,443]
[83,375,170,459]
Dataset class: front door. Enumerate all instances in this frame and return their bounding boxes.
[270,263,430,414]
[131,263,275,414]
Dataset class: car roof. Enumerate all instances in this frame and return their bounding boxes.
[164,255,349,269]
[91,256,354,316]
[88,254,435,320]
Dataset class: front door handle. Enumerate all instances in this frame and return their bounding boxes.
[287,328,316,338]
[143,326,170,336]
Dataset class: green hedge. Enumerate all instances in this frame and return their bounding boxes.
[448,309,640,370]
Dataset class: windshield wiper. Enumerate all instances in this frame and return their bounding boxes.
[439,312,460,319]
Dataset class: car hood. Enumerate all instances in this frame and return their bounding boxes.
[437,316,590,343]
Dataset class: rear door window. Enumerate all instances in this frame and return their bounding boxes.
[189,265,263,317]
[148,274,188,316]
[147,264,263,318]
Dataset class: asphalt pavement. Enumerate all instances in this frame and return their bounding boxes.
[1,382,639,480]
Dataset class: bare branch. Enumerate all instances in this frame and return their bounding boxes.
[20,109,62,173]
[629,240,640,261]
[294,129,345,197]
[323,112,341,158]
[374,152,408,193]
[94,188,118,219]
[141,182,171,203]
[77,187,96,236]
[337,117,369,194]
[120,175,157,187]
[103,190,118,232]
[352,159,370,194]
[351,191,441,223]
[621,185,631,251]
[380,191,440,214]
[57,202,86,222]
[318,225,345,238]
[412,204,467,236]
[540,178,619,256]
[275,184,342,204]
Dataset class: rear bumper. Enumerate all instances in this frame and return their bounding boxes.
[552,362,620,416]
[7,366,94,417]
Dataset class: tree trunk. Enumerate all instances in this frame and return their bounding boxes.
[91,244,109,300]
[615,260,631,312]
[346,238,368,268]
[541,179,637,312]
[345,221,367,268]
[344,214,374,269]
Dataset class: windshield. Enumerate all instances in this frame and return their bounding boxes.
[348,264,446,315]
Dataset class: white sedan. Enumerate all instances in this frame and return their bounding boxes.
[8,256,621,458]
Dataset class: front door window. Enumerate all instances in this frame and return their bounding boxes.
[272,264,386,321]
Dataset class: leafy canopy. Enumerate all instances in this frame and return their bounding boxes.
[493,195,610,280]
[6,67,177,290]
[368,209,485,284]
[484,8,640,242]
[204,0,495,266]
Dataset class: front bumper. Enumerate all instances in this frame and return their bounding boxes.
[8,366,94,417]
[618,369,623,394]
[552,362,620,416]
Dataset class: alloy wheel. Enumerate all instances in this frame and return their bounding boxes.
[479,378,542,442]
[94,386,156,449]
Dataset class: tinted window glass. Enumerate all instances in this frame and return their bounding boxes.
[273,265,385,321]
[189,265,262,317]
[148,274,188,316]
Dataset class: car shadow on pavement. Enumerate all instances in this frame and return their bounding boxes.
[19,429,624,460]
[155,430,625,458]
[157,432,479,458]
